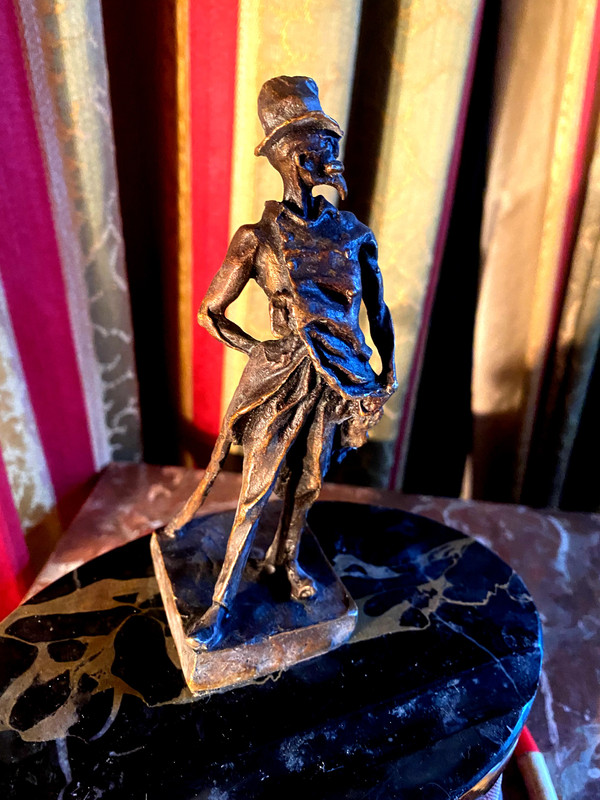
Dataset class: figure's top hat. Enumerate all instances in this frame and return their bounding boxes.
[255,76,343,157]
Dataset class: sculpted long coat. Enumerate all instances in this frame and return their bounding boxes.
[200,196,396,461]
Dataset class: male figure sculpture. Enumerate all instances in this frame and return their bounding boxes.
[166,76,396,648]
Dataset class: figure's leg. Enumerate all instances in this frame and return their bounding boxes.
[272,396,338,601]
[261,436,306,575]
[190,458,276,648]
[189,373,319,648]
[187,449,286,648]
[165,428,231,535]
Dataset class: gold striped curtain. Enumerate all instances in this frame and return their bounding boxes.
[98,0,600,510]
[544,123,600,506]
[208,0,482,487]
[469,0,600,507]
[363,0,481,485]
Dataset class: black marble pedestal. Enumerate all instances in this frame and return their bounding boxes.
[0,502,542,800]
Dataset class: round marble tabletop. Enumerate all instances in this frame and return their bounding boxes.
[0,501,542,799]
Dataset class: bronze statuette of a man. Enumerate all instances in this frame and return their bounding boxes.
[165,75,397,650]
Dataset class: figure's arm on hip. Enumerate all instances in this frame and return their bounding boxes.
[198,224,260,355]
[360,237,397,396]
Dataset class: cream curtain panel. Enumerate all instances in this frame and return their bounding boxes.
[470,0,600,507]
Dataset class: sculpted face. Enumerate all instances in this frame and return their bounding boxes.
[272,129,348,202]
[294,130,347,201]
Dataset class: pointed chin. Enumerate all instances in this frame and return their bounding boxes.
[322,173,347,201]
[334,174,348,201]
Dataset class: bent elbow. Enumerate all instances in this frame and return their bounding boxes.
[197,301,215,333]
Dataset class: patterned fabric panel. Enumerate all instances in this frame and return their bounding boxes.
[0,450,29,619]
[0,281,56,534]
[0,0,141,611]
[16,0,141,464]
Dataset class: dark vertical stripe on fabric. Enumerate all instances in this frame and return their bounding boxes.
[389,0,487,491]
[523,0,600,505]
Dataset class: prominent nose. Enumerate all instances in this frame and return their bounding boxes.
[324,160,344,175]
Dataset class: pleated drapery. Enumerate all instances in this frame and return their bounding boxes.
[470,0,600,506]
[365,1,483,487]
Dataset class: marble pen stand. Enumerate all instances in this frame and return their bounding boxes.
[150,504,357,694]
[0,502,542,800]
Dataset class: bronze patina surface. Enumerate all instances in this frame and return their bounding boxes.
[158,76,396,655]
